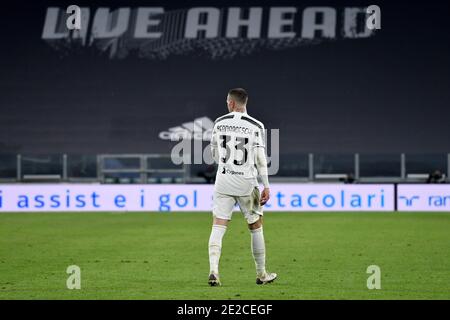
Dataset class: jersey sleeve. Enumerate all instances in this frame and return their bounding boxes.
[210,124,218,147]
[210,124,219,163]
[253,123,265,148]
[255,146,270,188]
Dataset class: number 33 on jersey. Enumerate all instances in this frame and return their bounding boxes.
[210,111,266,196]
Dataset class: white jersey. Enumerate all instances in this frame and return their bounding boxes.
[210,111,266,196]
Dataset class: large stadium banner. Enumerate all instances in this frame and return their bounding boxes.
[0,184,394,212]
[1,1,450,155]
[42,5,377,60]
[397,185,450,212]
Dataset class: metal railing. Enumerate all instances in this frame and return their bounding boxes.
[0,153,448,184]
[98,154,188,184]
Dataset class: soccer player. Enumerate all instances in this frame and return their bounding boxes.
[208,88,277,286]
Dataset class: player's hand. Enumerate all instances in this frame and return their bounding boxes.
[260,188,270,206]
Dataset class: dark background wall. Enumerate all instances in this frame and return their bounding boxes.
[0,0,449,155]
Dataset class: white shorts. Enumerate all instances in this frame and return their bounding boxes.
[212,187,263,225]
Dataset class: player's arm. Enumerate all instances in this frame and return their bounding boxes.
[254,126,270,205]
[255,146,270,205]
[210,126,219,164]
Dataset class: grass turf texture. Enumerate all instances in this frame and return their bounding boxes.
[0,212,449,300]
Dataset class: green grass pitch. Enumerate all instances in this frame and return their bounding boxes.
[0,212,449,300]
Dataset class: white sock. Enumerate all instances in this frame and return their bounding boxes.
[208,224,227,274]
[251,227,266,276]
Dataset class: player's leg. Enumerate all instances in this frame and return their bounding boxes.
[239,188,267,276]
[248,217,266,276]
[208,192,235,286]
[238,188,277,284]
[248,218,276,284]
[208,217,228,286]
